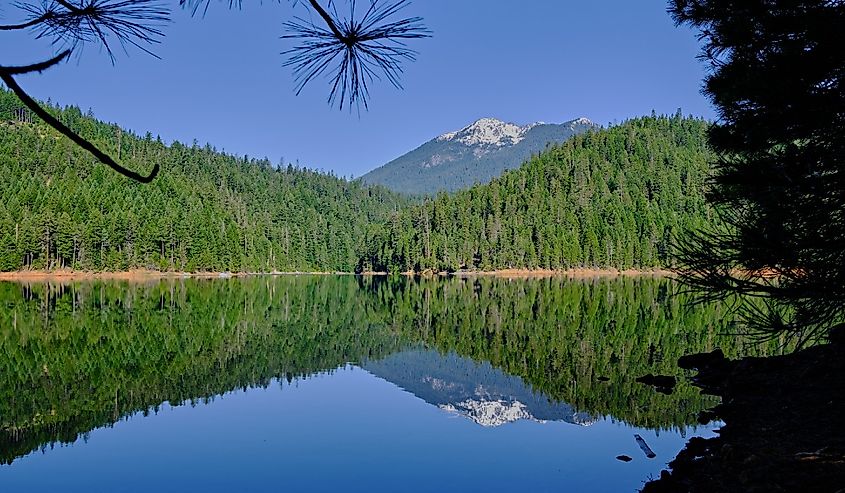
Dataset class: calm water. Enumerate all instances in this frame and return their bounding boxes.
[0,276,758,492]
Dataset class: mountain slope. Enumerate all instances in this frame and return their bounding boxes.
[357,115,715,272]
[360,117,596,194]
[0,89,406,272]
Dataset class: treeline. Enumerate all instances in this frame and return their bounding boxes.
[0,88,405,272]
[0,89,717,273]
[358,115,716,272]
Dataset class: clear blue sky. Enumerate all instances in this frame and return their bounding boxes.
[2,0,712,178]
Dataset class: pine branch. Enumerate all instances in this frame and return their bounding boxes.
[283,0,429,110]
[0,71,160,183]
[0,50,71,74]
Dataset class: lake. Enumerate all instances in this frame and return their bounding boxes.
[0,276,759,492]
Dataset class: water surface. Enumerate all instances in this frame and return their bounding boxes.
[0,276,759,492]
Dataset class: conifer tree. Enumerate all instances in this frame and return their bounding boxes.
[671,0,845,346]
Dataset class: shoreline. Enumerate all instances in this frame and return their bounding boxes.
[0,268,675,282]
[0,270,349,282]
[450,268,674,278]
[642,341,845,492]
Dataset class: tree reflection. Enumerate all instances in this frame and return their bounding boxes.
[0,276,772,464]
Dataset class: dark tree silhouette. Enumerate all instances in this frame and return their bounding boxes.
[0,0,428,181]
[671,0,845,347]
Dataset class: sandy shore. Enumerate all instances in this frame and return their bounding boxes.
[0,269,674,282]
[0,270,352,282]
[0,268,674,282]
[451,268,674,278]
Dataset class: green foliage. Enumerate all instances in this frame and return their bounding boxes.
[671,0,845,345]
[360,115,716,272]
[0,88,405,273]
[0,277,405,464]
[0,88,719,276]
[0,276,773,464]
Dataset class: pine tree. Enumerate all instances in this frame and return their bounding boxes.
[672,0,845,345]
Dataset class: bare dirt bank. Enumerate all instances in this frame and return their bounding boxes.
[0,269,186,282]
[0,270,350,282]
[449,268,674,278]
[0,268,674,283]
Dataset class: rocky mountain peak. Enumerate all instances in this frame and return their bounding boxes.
[362,116,595,194]
[437,117,530,147]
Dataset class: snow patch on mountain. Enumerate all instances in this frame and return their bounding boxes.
[437,118,529,147]
[421,154,456,169]
[436,117,593,148]
[362,116,595,194]
[437,130,458,142]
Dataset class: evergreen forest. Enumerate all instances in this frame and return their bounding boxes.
[1,89,715,273]
[0,89,405,273]
[359,114,716,272]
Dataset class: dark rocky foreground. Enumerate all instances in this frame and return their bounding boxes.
[642,342,845,492]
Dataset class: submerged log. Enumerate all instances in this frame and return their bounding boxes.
[636,373,677,395]
[635,434,657,459]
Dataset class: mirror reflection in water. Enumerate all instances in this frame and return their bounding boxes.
[0,276,771,492]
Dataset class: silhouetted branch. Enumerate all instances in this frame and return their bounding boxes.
[3,0,427,183]
[306,0,344,39]
[1,0,167,182]
[0,13,53,30]
[0,72,160,182]
[0,51,71,75]
[178,0,246,17]
[17,0,170,60]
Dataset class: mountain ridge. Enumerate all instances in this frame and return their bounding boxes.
[360,116,596,195]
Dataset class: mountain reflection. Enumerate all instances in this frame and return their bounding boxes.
[0,276,769,465]
[364,349,594,427]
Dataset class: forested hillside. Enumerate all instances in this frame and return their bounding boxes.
[0,89,405,272]
[357,115,716,272]
[0,88,715,274]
